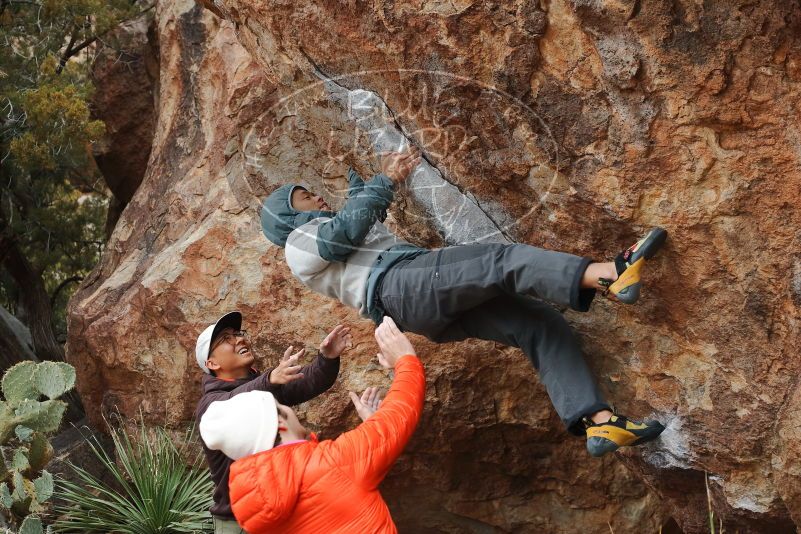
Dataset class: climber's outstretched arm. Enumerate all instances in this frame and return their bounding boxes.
[315,151,420,262]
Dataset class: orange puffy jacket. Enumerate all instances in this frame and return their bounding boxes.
[228,355,425,534]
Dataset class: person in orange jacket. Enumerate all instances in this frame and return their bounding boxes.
[199,316,425,534]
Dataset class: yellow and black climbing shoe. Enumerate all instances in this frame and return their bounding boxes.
[585,415,665,457]
[599,227,668,304]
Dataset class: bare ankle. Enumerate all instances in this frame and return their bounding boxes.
[581,263,618,289]
[590,409,613,424]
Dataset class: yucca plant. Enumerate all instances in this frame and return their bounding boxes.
[52,420,212,533]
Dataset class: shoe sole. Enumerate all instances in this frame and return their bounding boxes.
[630,421,666,446]
[586,421,666,457]
[608,228,667,304]
[615,283,641,304]
[629,227,668,262]
[586,436,621,457]
[608,258,644,303]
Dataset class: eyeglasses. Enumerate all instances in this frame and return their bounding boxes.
[211,330,249,351]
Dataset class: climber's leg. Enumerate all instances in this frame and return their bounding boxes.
[430,295,666,454]
[431,294,610,435]
[377,243,597,339]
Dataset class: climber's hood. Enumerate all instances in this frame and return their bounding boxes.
[260,184,335,247]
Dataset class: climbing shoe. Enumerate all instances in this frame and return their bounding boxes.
[585,414,665,457]
[599,227,668,304]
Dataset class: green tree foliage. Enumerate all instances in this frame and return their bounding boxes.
[0,0,143,359]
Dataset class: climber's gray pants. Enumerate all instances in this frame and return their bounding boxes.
[376,243,609,435]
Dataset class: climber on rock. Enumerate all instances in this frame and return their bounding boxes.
[259,150,667,457]
[199,316,425,534]
[194,311,349,534]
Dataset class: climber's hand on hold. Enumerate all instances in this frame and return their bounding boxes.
[349,386,383,422]
[374,316,416,368]
[269,346,306,384]
[320,324,352,359]
[380,149,421,184]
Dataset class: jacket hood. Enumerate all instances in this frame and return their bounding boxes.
[260,184,335,247]
[229,440,316,530]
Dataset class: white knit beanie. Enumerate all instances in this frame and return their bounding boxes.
[199,391,279,460]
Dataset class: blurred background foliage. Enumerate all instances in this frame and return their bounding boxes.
[0,0,146,362]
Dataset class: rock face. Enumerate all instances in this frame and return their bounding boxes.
[0,304,37,369]
[67,0,801,532]
[91,12,159,234]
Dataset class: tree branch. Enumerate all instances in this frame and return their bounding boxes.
[55,3,156,74]
[56,35,97,73]
[56,31,78,75]
[50,275,82,307]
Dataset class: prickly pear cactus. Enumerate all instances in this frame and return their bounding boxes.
[0,360,75,531]
[1,362,38,404]
[18,515,44,534]
[33,362,76,402]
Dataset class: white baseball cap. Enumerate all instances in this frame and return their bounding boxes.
[199,390,279,460]
[195,311,242,374]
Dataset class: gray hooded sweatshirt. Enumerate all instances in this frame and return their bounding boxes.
[261,169,425,321]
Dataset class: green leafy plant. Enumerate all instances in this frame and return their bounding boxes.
[52,420,213,533]
[0,360,75,533]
